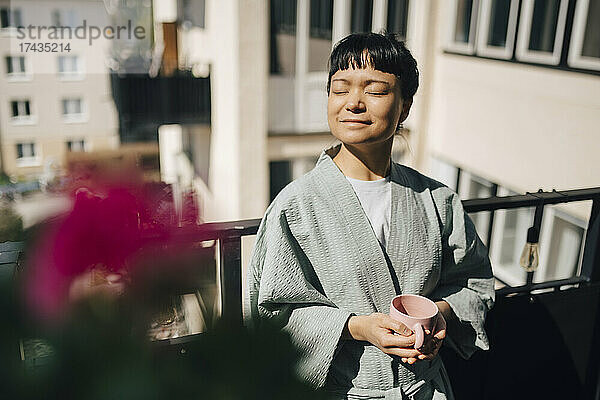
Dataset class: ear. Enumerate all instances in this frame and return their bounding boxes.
[399,98,413,123]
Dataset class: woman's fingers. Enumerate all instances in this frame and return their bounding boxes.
[379,314,412,336]
[380,331,415,348]
[383,346,421,359]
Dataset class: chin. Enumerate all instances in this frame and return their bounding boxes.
[333,130,391,146]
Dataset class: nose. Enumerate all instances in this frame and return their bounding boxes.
[345,90,366,113]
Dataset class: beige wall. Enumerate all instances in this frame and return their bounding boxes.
[0,0,119,178]
[417,0,600,219]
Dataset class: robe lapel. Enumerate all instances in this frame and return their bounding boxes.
[387,163,410,295]
[315,150,399,312]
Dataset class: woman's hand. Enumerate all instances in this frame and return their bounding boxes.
[415,313,446,362]
[345,313,422,360]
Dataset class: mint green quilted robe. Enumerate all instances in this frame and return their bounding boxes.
[246,147,495,399]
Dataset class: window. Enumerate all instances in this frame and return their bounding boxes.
[489,187,535,286]
[308,0,333,72]
[270,0,297,74]
[446,0,479,54]
[516,0,569,64]
[50,9,77,28]
[538,209,586,282]
[459,171,495,246]
[179,0,206,28]
[429,157,459,192]
[0,7,22,28]
[16,142,39,166]
[270,160,292,201]
[11,100,31,118]
[476,0,519,59]
[568,0,600,70]
[67,140,86,152]
[58,55,82,78]
[62,98,84,120]
[5,56,26,75]
[387,0,410,40]
[351,0,374,33]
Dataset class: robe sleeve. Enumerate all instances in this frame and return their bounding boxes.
[430,190,495,359]
[245,204,352,388]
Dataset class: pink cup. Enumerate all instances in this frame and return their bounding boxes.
[389,294,439,350]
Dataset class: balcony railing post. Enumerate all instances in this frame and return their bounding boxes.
[219,236,243,326]
[581,198,600,283]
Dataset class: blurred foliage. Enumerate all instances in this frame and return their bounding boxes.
[0,206,24,242]
[0,172,11,185]
[0,244,324,400]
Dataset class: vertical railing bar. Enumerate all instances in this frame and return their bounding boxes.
[485,183,498,248]
[580,198,600,283]
[219,235,243,326]
[455,167,462,194]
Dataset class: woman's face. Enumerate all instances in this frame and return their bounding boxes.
[327,66,410,146]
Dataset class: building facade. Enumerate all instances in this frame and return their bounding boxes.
[152,0,599,287]
[0,0,119,181]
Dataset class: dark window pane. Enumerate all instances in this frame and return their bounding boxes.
[11,101,18,117]
[454,0,474,43]
[528,0,560,52]
[387,0,409,40]
[351,0,373,33]
[6,56,13,74]
[270,0,297,74]
[52,9,60,26]
[1,9,9,28]
[19,56,25,72]
[13,9,21,26]
[309,0,333,39]
[582,0,600,58]
[487,0,511,47]
[17,144,23,159]
[308,0,333,72]
[24,101,30,115]
[270,161,292,201]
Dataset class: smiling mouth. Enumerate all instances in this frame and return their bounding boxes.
[340,119,372,125]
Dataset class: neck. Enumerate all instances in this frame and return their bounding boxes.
[333,139,393,181]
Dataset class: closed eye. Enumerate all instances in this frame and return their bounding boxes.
[366,91,388,96]
[332,91,348,95]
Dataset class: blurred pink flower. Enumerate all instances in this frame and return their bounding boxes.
[24,181,199,323]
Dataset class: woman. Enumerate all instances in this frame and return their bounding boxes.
[246,32,494,400]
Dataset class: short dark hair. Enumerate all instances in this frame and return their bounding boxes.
[327,32,419,100]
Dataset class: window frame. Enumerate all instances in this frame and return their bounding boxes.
[10,99,37,125]
[488,186,534,287]
[475,0,519,59]
[1,7,22,29]
[515,0,570,65]
[57,55,84,80]
[15,142,40,167]
[567,0,600,71]
[458,170,494,246]
[445,0,480,55]
[67,139,87,152]
[5,55,31,81]
[536,206,588,283]
[61,97,87,123]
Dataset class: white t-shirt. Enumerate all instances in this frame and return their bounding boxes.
[346,175,392,249]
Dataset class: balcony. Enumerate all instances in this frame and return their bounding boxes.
[2,187,599,399]
[110,71,211,143]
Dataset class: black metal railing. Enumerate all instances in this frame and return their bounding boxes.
[110,70,211,143]
[195,187,600,325]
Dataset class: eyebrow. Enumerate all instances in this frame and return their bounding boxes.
[331,78,391,86]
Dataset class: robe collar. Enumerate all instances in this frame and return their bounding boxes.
[315,145,414,309]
